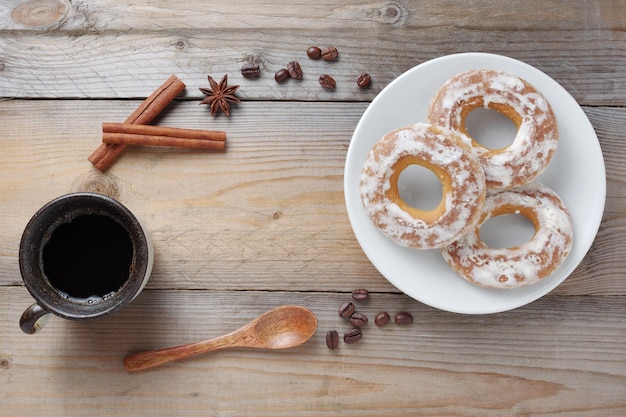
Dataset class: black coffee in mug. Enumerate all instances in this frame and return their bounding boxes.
[42,213,134,301]
[19,192,153,334]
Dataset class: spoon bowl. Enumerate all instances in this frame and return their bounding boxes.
[124,305,317,372]
[252,305,318,348]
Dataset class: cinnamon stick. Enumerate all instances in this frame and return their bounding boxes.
[88,75,186,170]
[102,133,225,150]
[102,123,226,142]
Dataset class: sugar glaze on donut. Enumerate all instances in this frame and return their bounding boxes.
[441,182,573,289]
[427,69,558,189]
[360,123,486,249]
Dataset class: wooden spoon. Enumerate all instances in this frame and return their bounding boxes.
[123,305,318,372]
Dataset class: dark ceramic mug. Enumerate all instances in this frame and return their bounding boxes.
[18,192,153,334]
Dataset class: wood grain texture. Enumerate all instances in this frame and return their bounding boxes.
[3,0,623,31]
[1,1,625,416]
[0,1,624,104]
[1,287,625,417]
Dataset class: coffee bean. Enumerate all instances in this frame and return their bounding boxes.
[338,301,356,318]
[241,63,260,78]
[351,288,369,301]
[394,312,414,325]
[319,74,336,89]
[374,311,390,327]
[321,46,338,61]
[326,330,339,349]
[274,68,289,83]
[343,328,362,344]
[356,73,371,88]
[287,61,303,80]
[307,46,322,60]
[349,312,368,327]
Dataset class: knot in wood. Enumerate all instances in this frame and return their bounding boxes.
[244,53,265,66]
[76,172,120,200]
[12,0,70,28]
[172,39,187,50]
[376,2,406,26]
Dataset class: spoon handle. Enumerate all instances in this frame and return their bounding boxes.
[124,330,248,372]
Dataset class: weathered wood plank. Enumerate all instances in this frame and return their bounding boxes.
[2,0,624,32]
[0,31,622,104]
[0,1,623,103]
[1,287,625,417]
[0,100,623,295]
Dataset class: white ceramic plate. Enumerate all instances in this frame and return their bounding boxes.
[344,53,606,314]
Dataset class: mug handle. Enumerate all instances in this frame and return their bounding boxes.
[19,303,52,334]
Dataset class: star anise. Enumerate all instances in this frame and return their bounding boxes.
[199,74,240,116]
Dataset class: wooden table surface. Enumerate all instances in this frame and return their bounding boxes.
[1,1,625,415]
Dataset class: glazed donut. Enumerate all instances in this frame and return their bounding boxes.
[441,182,573,289]
[360,123,486,249]
[427,69,558,189]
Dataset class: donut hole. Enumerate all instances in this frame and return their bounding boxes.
[465,107,518,150]
[397,164,443,211]
[479,213,536,249]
